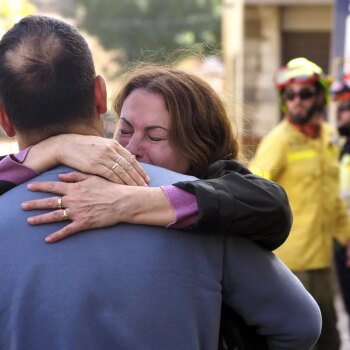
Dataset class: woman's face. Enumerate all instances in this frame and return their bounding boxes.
[115,88,190,174]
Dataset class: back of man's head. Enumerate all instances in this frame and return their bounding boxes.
[0,15,96,137]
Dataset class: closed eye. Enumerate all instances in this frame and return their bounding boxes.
[149,136,164,142]
[119,129,133,135]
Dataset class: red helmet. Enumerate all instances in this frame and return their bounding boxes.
[330,72,350,101]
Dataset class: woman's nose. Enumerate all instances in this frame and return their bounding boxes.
[125,135,141,158]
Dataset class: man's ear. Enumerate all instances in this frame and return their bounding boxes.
[94,75,107,115]
[0,105,15,137]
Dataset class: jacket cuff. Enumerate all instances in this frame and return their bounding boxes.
[161,185,199,228]
[0,146,38,184]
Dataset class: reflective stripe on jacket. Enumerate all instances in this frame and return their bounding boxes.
[250,120,350,271]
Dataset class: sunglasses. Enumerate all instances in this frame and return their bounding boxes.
[285,88,316,101]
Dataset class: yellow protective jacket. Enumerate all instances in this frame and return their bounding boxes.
[250,120,350,271]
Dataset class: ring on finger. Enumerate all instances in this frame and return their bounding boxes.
[115,155,123,164]
[62,209,69,221]
[57,197,62,210]
[111,162,119,171]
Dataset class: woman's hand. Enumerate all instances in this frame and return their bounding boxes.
[25,134,150,186]
[22,172,174,243]
[22,172,126,243]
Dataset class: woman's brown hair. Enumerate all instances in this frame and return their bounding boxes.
[114,65,240,177]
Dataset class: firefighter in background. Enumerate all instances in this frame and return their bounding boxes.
[250,57,350,350]
[330,73,350,332]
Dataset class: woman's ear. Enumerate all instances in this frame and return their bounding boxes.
[0,105,16,137]
[94,75,107,115]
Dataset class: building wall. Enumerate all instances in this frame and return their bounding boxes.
[281,5,332,32]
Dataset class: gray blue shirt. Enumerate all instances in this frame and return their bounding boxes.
[0,164,321,350]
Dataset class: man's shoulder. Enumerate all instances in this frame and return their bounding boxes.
[2,163,197,190]
[322,121,338,138]
[258,121,289,148]
[273,120,293,135]
[141,163,197,187]
[321,122,342,148]
[322,121,336,132]
[0,166,81,215]
[2,165,71,191]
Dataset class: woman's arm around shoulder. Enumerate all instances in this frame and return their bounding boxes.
[173,160,292,250]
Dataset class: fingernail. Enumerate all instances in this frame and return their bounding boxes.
[45,236,53,243]
[27,217,34,224]
[145,176,151,182]
[21,202,28,209]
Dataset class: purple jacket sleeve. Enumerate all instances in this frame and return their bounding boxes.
[161,185,199,228]
[0,147,38,185]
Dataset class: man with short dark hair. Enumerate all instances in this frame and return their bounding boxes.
[0,16,99,142]
[0,17,321,350]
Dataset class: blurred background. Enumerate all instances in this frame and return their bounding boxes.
[0,0,350,348]
[1,0,345,157]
